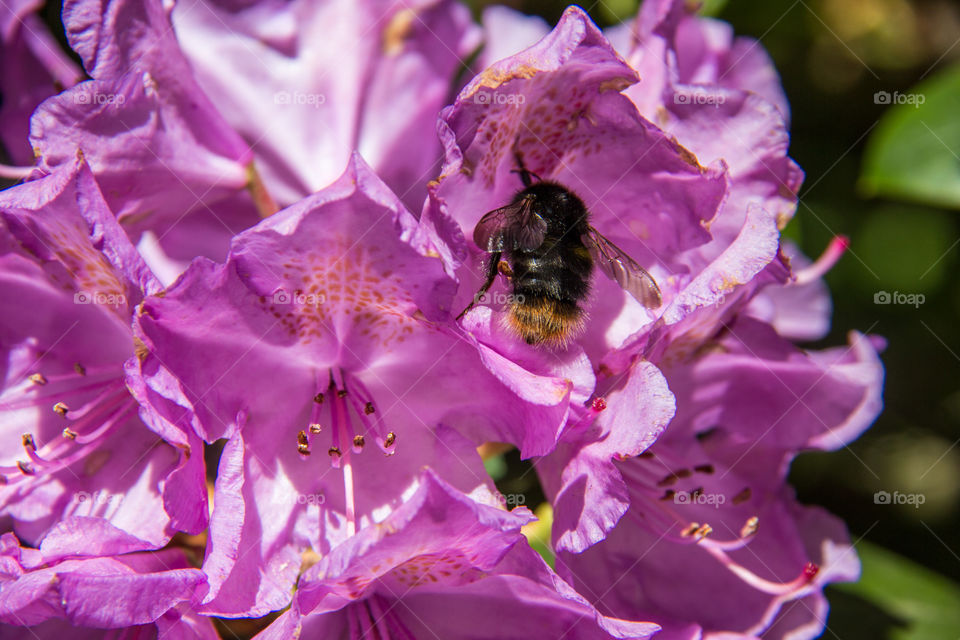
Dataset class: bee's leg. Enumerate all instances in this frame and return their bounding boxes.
[511,151,542,187]
[457,252,501,320]
[497,260,514,279]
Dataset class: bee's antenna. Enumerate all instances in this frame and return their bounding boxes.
[511,151,541,187]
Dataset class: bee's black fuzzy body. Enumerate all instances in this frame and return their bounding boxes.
[504,183,593,345]
[461,154,662,347]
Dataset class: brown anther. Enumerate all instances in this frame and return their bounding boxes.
[681,522,701,537]
[17,461,35,475]
[74,362,86,376]
[29,373,47,385]
[693,464,714,474]
[740,516,759,538]
[297,430,310,455]
[364,402,375,415]
[21,434,36,450]
[337,389,348,399]
[694,524,713,540]
[53,402,69,417]
[384,432,396,448]
[636,451,655,459]
[657,472,680,487]
[309,423,323,434]
[675,469,692,479]
[313,393,324,404]
[328,447,342,459]
[732,487,752,505]
[353,435,366,448]
[659,489,676,501]
[690,487,704,499]
[62,428,78,440]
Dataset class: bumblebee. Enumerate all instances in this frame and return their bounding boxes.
[459,156,662,345]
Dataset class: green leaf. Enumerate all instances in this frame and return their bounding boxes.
[698,0,729,17]
[833,541,960,639]
[860,63,960,210]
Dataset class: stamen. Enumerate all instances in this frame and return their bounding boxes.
[29,373,47,385]
[342,453,357,537]
[21,434,36,450]
[53,402,69,417]
[740,516,759,538]
[700,544,821,596]
[794,235,848,285]
[74,363,86,376]
[732,487,752,504]
[309,423,323,434]
[17,461,35,475]
[353,435,365,452]
[297,430,311,456]
[345,376,397,455]
[62,428,78,440]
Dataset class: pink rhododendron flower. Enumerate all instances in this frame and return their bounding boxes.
[0,157,206,555]
[0,0,886,638]
[131,155,589,616]
[260,470,659,639]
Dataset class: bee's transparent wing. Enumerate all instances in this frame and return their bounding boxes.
[472,196,547,252]
[585,226,662,308]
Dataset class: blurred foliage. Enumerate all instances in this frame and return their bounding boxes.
[861,64,960,209]
[832,541,960,639]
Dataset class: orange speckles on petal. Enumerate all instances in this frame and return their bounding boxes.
[261,240,418,349]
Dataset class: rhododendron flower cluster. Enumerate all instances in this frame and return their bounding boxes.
[0,0,883,638]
